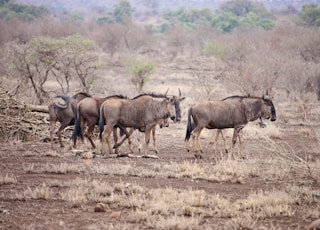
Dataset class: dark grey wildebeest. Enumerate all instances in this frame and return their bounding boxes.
[71,95,128,150]
[99,92,184,155]
[72,94,170,154]
[185,94,276,153]
[213,95,269,153]
[48,92,91,149]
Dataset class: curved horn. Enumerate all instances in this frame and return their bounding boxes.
[165,88,169,97]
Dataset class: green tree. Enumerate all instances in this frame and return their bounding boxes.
[218,0,275,31]
[300,4,320,27]
[129,61,155,91]
[211,12,239,33]
[0,0,11,6]
[220,0,253,17]
[113,0,134,24]
[0,2,49,21]
[164,7,214,29]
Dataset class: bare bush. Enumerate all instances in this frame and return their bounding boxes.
[92,23,128,57]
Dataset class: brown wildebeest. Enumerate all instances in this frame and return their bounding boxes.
[213,95,269,153]
[48,92,91,148]
[71,95,128,151]
[185,94,276,154]
[99,92,185,155]
[118,117,170,154]
[71,95,170,154]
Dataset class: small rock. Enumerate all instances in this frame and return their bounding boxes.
[109,211,121,218]
[94,203,106,212]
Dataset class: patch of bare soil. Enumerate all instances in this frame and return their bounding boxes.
[0,119,319,230]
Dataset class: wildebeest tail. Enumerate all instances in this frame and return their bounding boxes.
[185,107,195,141]
[98,108,106,140]
[71,107,84,142]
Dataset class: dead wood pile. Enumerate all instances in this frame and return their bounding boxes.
[0,87,49,142]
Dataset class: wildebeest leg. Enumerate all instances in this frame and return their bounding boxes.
[127,129,134,154]
[219,130,229,153]
[85,121,97,149]
[113,127,134,150]
[232,126,244,147]
[112,128,119,154]
[49,120,56,149]
[143,127,153,155]
[191,127,204,153]
[57,121,68,148]
[101,124,114,155]
[213,130,220,153]
[151,127,158,154]
[213,129,228,153]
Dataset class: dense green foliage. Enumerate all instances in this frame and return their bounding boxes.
[97,0,134,25]
[300,4,320,27]
[0,1,49,21]
[163,0,275,33]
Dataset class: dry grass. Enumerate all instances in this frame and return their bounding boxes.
[16,183,53,200]
[0,173,17,185]
[240,190,297,218]
[6,154,319,229]
[61,187,88,208]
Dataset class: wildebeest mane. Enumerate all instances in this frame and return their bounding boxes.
[103,94,127,100]
[72,92,91,99]
[222,95,245,101]
[132,92,168,99]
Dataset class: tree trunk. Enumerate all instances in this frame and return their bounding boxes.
[28,104,49,113]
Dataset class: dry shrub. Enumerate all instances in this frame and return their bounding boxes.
[150,215,201,230]
[0,173,17,185]
[43,163,84,174]
[0,86,47,141]
[240,190,297,218]
[61,187,88,208]
[285,185,320,205]
[17,183,53,200]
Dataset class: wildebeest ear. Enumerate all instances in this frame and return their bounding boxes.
[179,96,186,101]
[262,90,269,100]
[263,94,269,100]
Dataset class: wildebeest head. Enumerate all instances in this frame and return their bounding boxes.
[166,89,185,122]
[261,94,276,122]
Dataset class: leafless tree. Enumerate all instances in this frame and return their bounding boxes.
[5,35,100,104]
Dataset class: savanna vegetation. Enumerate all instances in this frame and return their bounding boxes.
[1,0,320,229]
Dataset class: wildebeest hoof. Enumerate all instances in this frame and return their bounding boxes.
[225,149,229,153]
[194,153,203,159]
[259,122,266,128]
[113,144,120,149]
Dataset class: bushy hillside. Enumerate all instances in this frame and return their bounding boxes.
[15,0,315,12]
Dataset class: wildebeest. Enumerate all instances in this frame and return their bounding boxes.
[48,92,91,148]
[185,94,276,153]
[213,95,268,153]
[71,95,128,150]
[99,91,184,155]
[71,95,170,154]
[117,117,170,154]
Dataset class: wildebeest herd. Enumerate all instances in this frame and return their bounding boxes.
[48,90,276,157]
